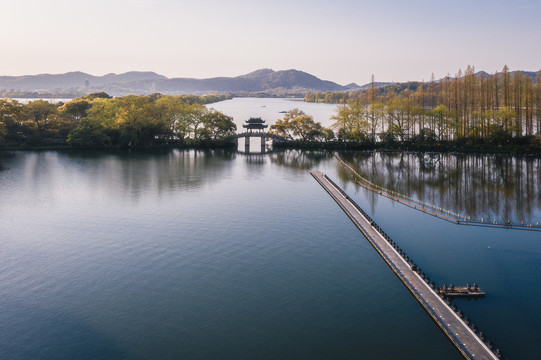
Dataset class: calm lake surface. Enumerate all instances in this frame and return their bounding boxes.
[11,98,73,104]
[1,99,540,360]
[1,148,540,360]
[207,97,338,129]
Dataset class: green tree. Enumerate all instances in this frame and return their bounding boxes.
[115,96,162,146]
[0,120,6,145]
[269,109,324,141]
[379,124,402,144]
[269,109,303,140]
[289,113,320,141]
[331,100,368,142]
[0,98,24,143]
[428,104,453,141]
[24,100,58,134]
[67,118,110,147]
[201,110,236,140]
[495,106,516,135]
[413,128,438,145]
[269,117,294,140]
[59,99,91,122]
[320,127,335,141]
[366,102,384,142]
[153,96,188,142]
[385,96,417,142]
[83,92,112,100]
[174,103,206,140]
[84,98,118,141]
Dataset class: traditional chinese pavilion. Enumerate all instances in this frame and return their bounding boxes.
[242,117,268,132]
[236,117,285,153]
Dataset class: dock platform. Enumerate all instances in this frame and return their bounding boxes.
[310,170,499,360]
[438,284,486,298]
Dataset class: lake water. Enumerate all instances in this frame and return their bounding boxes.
[10,98,73,104]
[208,97,339,152]
[0,99,540,360]
[1,148,539,360]
[207,97,338,129]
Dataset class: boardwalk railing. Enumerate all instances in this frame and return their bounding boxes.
[311,170,503,360]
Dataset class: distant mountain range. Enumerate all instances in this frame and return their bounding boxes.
[368,71,538,95]
[0,69,359,97]
[475,70,538,79]
[1,68,536,98]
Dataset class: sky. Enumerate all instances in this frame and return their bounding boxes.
[1,0,540,85]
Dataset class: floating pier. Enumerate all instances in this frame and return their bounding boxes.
[438,284,486,298]
[310,170,500,360]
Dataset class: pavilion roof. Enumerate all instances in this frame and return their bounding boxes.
[245,117,266,124]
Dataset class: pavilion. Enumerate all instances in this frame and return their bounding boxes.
[242,117,268,133]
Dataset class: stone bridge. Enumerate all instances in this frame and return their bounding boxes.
[233,132,288,142]
[235,117,288,152]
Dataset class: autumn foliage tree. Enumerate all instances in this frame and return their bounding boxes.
[311,65,541,147]
[269,108,333,141]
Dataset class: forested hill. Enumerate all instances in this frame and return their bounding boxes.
[305,69,539,103]
[0,69,348,97]
[0,72,166,93]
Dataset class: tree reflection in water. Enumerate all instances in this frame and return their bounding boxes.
[338,152,541,224]
[269,149,330,171]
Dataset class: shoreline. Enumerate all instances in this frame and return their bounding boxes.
[1,142,540,157]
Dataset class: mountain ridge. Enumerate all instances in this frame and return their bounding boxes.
[0,69,348,96]
[1,69,537,98]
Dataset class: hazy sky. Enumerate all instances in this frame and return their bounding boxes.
[2,0,540,85]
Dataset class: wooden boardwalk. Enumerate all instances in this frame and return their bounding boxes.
[310,171,499,360]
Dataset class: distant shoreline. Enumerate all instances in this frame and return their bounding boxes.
[2,141,539,157]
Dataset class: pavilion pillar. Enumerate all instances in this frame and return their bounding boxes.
[241,118,269,152]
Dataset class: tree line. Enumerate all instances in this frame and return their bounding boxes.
[0,93,235,148]
[305,66,541,148]
[268,109,334,142]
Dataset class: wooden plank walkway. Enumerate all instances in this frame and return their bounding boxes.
[310,170,499,360]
